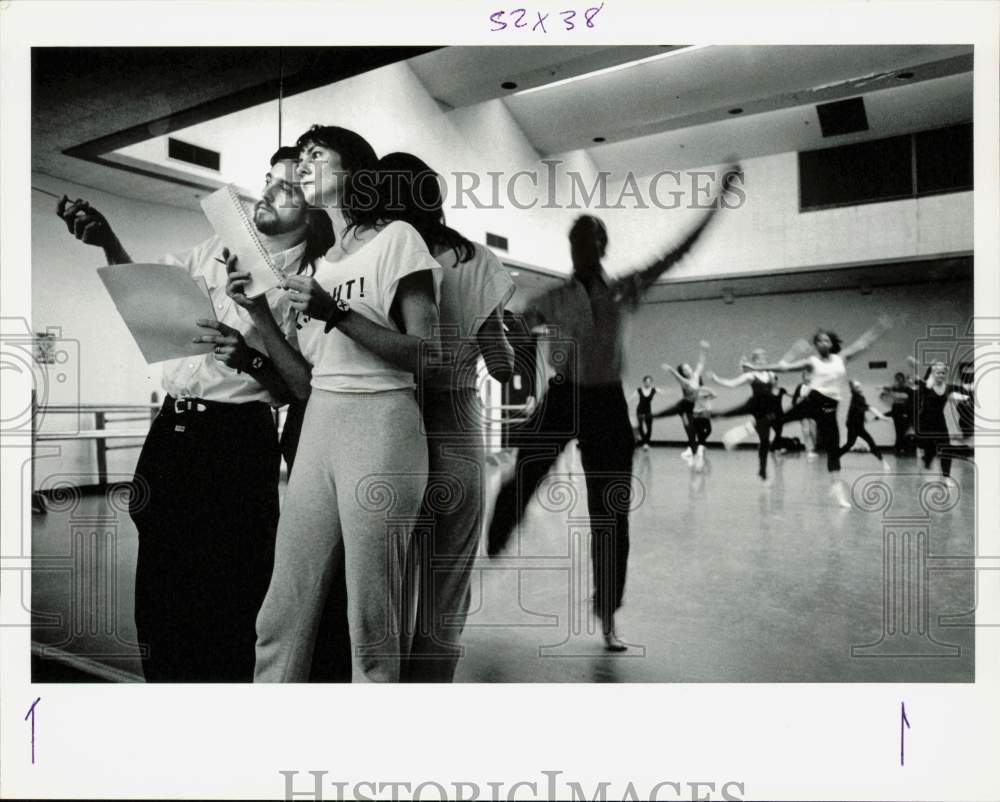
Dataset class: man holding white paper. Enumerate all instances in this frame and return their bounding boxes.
[55,147,332,682]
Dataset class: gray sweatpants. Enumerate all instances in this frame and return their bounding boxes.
[254,388,428,683]
[403,388,485,682]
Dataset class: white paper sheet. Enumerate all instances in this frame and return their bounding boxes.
[96,263,217,364]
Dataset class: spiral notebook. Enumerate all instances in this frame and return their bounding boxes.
[200,184,281,298]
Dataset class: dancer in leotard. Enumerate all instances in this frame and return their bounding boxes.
[629,375,658,450]
[907,358,969,478]
[656,341,710,463]
[709,348,783,483]
[751,316,892,508]
[837,380,891,470]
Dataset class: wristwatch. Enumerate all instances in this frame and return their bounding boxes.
[324,299,352,333]
[238,350,267,375]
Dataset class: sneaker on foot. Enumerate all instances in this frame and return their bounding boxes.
[642,443,650,451]
[881,459,892,472]
[680,447,693,461]
[807,451,818,461]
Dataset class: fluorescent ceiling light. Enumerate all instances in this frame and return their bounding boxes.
[513,45,712,96]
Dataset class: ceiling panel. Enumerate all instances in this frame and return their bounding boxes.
[407,45,675,108]
[503,45,971,155]
[587,71,972,176]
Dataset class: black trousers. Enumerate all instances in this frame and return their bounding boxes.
[490,380,632,622]
[689,415,712,448]
[839,424,883,461]
[777,390,841,472]
[129,398,280,682]
[653,398,697,449]
[636,412,653,445]
[920,434,953,477]
[713,397,782,478]
[889,407,914,453]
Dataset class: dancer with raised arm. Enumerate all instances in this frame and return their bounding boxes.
[486,164,741,651]
[907,358,970,479]
[655,341,709,462]
[709,348,783,483]
[749,316,893,508]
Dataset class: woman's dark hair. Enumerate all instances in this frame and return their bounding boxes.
[299,210,335,276]
[295,125,378,224]
[643,375,653,382]
[348,151,475,264]
[813,329,843,354]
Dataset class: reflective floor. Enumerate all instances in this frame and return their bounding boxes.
[31,447,976,682]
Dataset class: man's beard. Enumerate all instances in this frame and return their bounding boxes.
[254,206,285,236]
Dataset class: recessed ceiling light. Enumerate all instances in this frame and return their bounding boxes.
[510,271,520,276]
[728,107,743,115]
[501,81,518,90]
[896,71,914,80]
[593,136,606,143]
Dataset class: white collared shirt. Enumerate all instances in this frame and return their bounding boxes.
[159,234,304,404]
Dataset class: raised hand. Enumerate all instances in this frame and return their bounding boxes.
[56,196,115,248]
[223,248,268,315]
[193,319,252,372]
[284,274,336,321]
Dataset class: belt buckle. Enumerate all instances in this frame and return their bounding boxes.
[173,398,206,413]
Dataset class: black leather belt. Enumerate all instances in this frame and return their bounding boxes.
[162,395,270,416]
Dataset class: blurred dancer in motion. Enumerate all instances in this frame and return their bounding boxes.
[486,164,741,651]
[751,316,892,508]
[907,358,970,479]
[881,371,915,456]
[837,380,892,470]
[709,348,784,484]
[629,375,659,450]
[656,341,710,464]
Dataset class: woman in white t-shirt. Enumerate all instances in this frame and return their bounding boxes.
[247,126,444,683]
[751,316,892,508]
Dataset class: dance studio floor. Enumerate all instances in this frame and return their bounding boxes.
[31,446,976,683]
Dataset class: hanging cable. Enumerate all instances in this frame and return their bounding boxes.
[277,47,284,147]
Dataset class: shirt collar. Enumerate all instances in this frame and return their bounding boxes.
[270,240,307,276]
